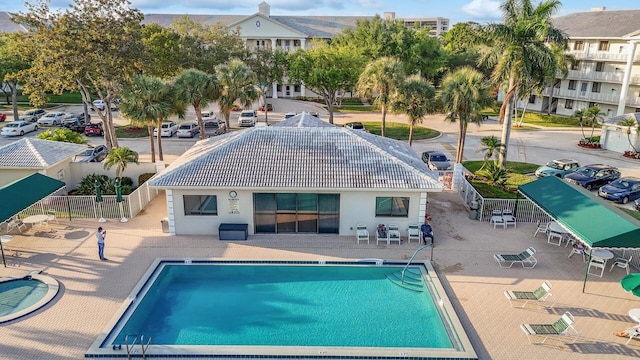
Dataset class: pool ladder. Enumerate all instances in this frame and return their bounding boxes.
[124,334,152,359]
[386,243,433,292]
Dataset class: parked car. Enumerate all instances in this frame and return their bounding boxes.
[92,99,118,111]
[74,145,108,162]
[535,159,580,178]
[598,177,640,204]
[153,121,178,137]
[238,110,257,127]
[21,109,46,122]
[564,164,621,190]
[0,113,6,122]
[177,122,200,138]
[259,103,273,111]
[37,112,66,126]
[344,122,366,131]
[61,119,87,133]
[84,122,104,136]
[203,118,227,135]
[635,198,640,211]
[421,150,452,171]
[201,111,215,118]
[1,121,38,136]
[63,112,90,124]
[282,112,296,120]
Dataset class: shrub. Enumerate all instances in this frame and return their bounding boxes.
[75,174,110,195]
[138,173,155,185]
[120,177,134,187]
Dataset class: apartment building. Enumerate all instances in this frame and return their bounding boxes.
[524,7,640,118]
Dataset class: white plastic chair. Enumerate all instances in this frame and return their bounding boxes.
[568,245,586,262]
[502,209,516,229]
[47,209,58,224]
[533,221,549,238]
[490,210,505,229]
[609,256,632,275]
[356,224,369,245]
[588,258,606,277]
[6,219,27,233]
[547,231,563,246]
[376,224,388,245]
[387,224,401,245]
[407,224,420,243]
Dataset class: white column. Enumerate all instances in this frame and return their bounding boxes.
[300,38,306,49]
[272,83,278,99]
[299,38,307,96]
[617,40,638,116]
[270,38,277,50]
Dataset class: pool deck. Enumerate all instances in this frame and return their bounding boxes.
[1,191,639,359]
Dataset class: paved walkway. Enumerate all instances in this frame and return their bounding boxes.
[1,190,639,359]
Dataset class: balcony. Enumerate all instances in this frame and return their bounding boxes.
[567,50,640,62]
[554,89,640,106]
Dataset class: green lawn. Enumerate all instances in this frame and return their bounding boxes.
[515,111,584,128]
[621,208,640,221]
[334,105,376,112]
[463,160,539,198]
[358,121,439,141]
[115,126,149,138]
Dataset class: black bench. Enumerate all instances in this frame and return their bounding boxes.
[218,223,248,241]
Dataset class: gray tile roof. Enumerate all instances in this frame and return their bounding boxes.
[553,10,640,38]
[0,12,27,33]
[0,138,87,168]
[149,113,441,190]
[142,13,366,38]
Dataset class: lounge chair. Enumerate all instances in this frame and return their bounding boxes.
[504,281,555,308]
[494,247,537,269]
[490,209,505,229]
[520,312,579,344]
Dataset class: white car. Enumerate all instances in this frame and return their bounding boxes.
[238,110,257,127]
[1,121,38,136]
[37,112,66,126]
[92,99,119,111]
[153,121,178,137]
[177,122,200,138]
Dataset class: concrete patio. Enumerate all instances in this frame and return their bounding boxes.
[1,190,639,359]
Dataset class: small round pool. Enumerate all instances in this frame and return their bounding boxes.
[0,272,59,323]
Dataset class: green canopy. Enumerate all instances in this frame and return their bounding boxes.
[0,173,65,223]
[518,176,640,248]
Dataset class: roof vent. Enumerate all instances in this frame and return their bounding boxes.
[590,7,606,11]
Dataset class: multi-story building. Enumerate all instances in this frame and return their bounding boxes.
[524,7,640,117]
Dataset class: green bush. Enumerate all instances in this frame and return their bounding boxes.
[138,173,155,185]
[120,177,133,187]
[75,174,135,195]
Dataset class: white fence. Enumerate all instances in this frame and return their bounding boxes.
[19,181,159,220]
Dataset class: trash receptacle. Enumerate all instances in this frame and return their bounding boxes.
[469,201,479,220]
[161,217,169,233]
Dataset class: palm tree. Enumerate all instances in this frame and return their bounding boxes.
[214,59,261,130]
[438,67,493,164]
[572,108,589,142]
[479,0,567,166]
[103,147,139,179]
[173,69,220,140]
[618,117,639,154]
[357,57,405,137]
[390,75,435,146]
[476,135,505,171]
[583,106,604,141]
[120,76,172,163]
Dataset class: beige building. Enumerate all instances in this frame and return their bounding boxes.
[524,7,640,117]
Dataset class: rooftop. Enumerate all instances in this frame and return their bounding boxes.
[553,9,640,38]
[0,138,87,168]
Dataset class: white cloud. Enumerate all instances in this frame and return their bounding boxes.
[461,0,502,21]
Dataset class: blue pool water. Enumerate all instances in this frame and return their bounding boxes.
[113,263,453,349]
[0,278,48,317]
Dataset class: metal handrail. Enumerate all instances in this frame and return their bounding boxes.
[401,243,433,283]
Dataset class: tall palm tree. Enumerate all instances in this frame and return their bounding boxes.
[479,0,567,166]
[618,117,639,153]
[357,57,405,137]
[214,59,261,130]
[173,69,220,140]
[572,108,590,142]
[583,105,604,141]
[120,76,172,163]
[438,67,493,164]
[390,75,435,146]
[476,135,505,171]
[103,147,139,179]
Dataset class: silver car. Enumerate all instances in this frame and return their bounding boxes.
[177,122,200,138]
[1,121,38,136]
[38,112,66,126]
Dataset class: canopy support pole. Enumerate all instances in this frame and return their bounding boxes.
[582,248,593,293]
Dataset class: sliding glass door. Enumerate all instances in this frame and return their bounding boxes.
[253,193,340,233]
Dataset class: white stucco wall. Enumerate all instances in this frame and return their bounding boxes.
[0,169,39,187]
[67,162,157,190]
[166,189,431,237]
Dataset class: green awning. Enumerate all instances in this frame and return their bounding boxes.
[0,173,65,223]
[519,176,640,248]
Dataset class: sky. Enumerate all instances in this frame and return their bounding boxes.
[3,0,638,25]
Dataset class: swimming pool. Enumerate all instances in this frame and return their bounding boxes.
[0,271,59,324]
[88,259,476,359]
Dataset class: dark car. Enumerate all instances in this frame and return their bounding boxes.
[564,164,621,190]
[421,150,452,171]
[73,145,108,162]
[61,120,87,133]
[344,122,366,131]
[635,198,640,211]
[598,177,640,204]
[84,122,104,136]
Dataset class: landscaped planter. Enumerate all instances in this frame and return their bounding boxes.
[623,151,640,159]
[577,141,601,149]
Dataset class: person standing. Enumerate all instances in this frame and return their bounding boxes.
[96,226,107,260]
[420,219,434,245]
